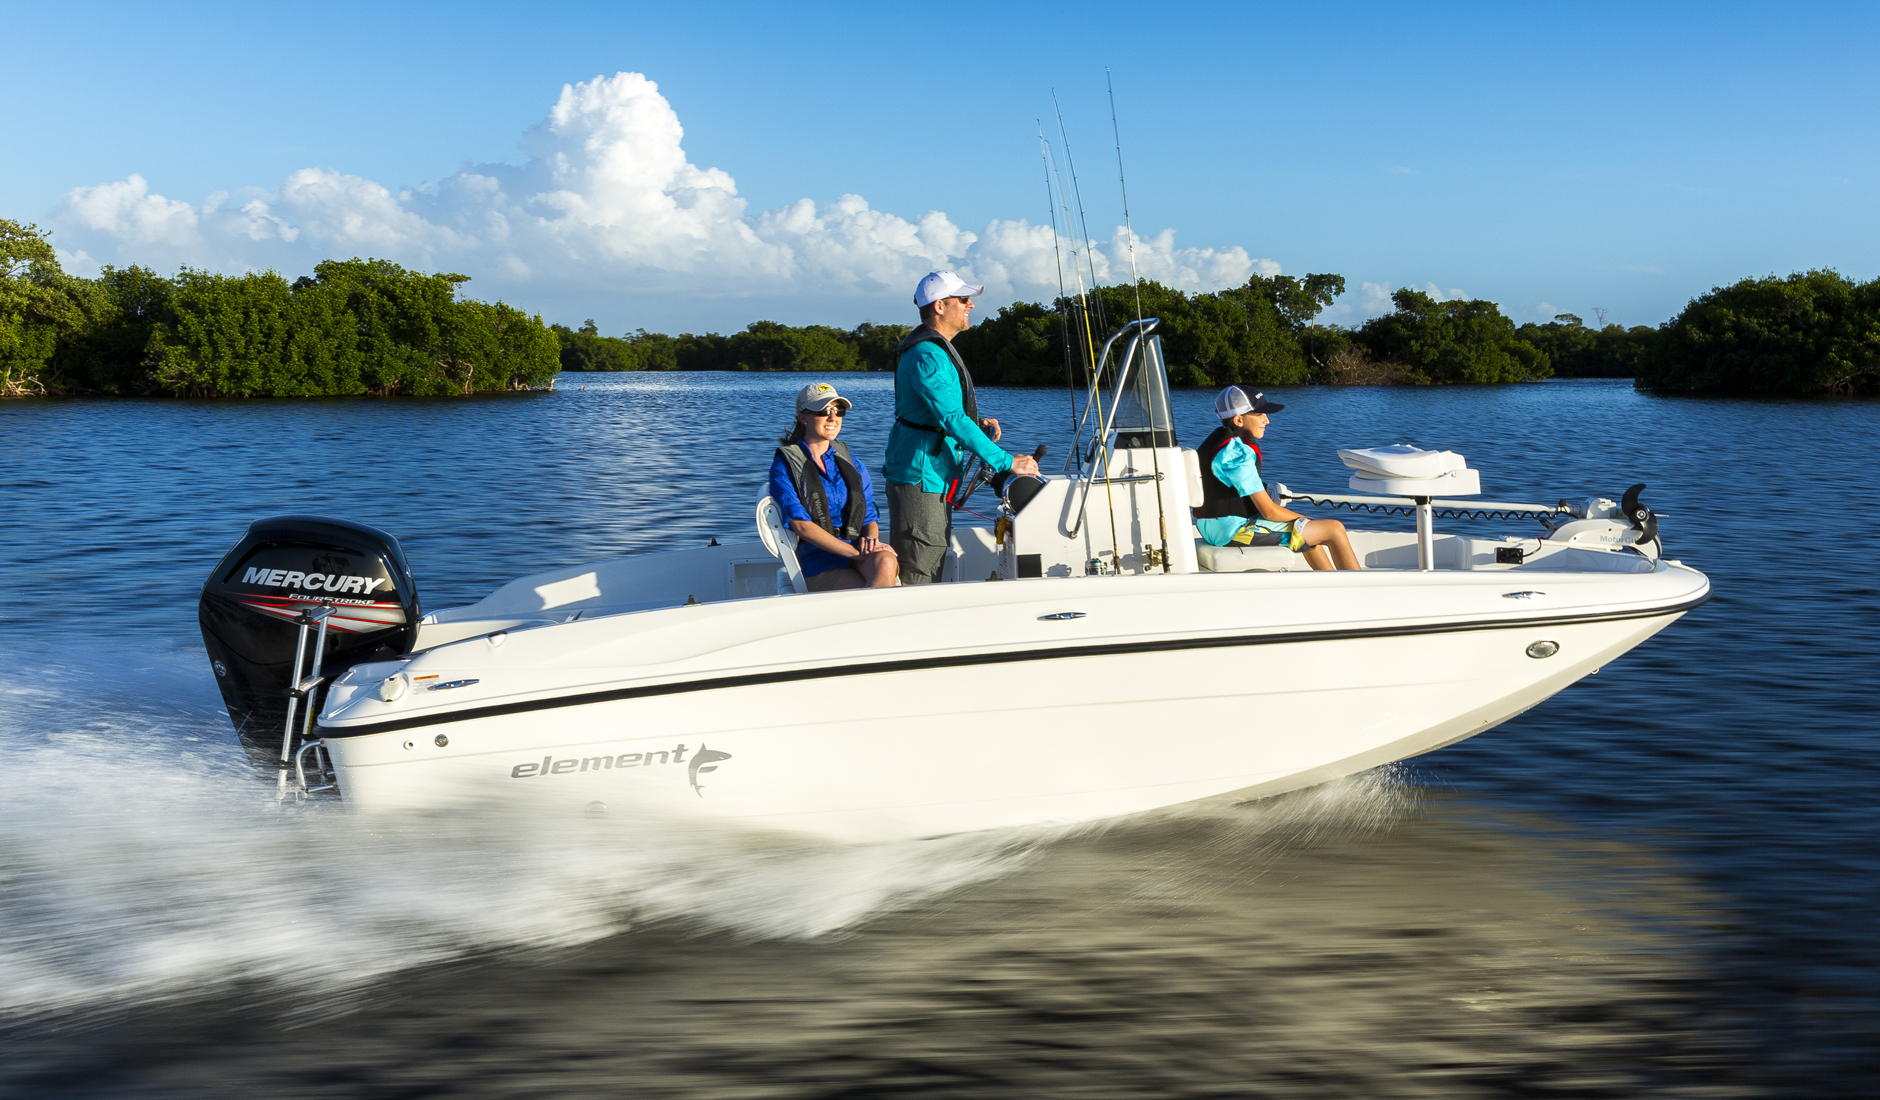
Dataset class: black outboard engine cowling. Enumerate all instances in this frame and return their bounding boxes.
[200,516,421,767]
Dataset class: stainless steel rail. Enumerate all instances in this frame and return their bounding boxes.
[1066,318,1159,470]
[295,738,335,794]
[1069,319,1160,538]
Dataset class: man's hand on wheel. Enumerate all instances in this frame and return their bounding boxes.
[979,417,1002,442]
[1011,455,1040,477]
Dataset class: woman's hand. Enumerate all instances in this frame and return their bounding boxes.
[852,535,886,555]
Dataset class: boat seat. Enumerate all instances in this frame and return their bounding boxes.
[1181,448,1205,501]
[1184,451,1293,572]
[1194,540,1297,572]
[754,496,808,594]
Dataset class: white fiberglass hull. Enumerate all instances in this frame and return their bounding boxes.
[315,559,1708,842]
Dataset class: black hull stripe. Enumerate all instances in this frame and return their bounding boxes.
[318,594,1708,737]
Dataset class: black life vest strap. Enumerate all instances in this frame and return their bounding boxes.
[893,325,979,428]
[896,416,943,434]
[778,440,869,540]
[1199,426,1261,465]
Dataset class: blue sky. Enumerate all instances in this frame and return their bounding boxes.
[5,0,1876,333]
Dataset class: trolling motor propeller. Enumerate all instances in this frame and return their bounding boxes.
[1620,483,1660,547]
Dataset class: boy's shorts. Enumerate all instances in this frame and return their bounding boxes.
[1230,517,1310,551]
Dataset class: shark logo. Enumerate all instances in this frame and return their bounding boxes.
[688,743,732,797]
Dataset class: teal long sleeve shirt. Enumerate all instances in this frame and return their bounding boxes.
[883,341,1013,492]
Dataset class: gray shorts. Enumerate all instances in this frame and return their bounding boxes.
[887,481,951,585]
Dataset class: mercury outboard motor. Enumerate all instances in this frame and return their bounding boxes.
[200,516,421,768]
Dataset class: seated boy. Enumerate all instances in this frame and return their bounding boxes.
[1192,386,1361,571]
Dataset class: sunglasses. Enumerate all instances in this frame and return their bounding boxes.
[802,406,847,418]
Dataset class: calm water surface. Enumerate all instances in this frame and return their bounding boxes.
[1,375,1874,1097]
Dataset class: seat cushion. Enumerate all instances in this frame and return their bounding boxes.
[1195,541,1298,572]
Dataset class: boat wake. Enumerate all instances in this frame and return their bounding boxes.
[0,640,1421,1020]
[0,642,1047,1016]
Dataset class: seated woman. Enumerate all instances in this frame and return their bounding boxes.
[769,382,900,591]
[1192,386,1361,571]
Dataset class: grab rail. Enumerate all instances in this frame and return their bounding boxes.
[1066,318,1160,471]
[1068,319,1160,538]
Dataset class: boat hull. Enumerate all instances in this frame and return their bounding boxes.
[319,582,1694,841]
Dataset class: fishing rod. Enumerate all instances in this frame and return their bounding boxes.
[1046,138,1104,474]
[1053,91,1113,446]
[1051,92,1131,481]
[1043,120,1103,463]
[1054,89,1108,344]
[1046,98,1105,462]
[1053,88,1121,570]
[1109,68,1172,573]
[1038,123,1079,465]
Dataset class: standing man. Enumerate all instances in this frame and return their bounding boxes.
[885,270,1041,584]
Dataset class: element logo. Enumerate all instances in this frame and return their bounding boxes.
[688,744,732,796]
[509,742,733,795]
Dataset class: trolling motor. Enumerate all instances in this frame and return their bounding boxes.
[1521,483,1666,559]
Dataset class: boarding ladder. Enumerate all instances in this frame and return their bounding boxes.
[278,602,339,800]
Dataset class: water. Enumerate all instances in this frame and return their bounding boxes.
[1,376,1874,1096]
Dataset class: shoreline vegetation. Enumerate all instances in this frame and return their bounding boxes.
[559,271,1879,398]
[2,219,559,398]
[7,218,1874,399]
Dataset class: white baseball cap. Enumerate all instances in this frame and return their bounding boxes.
[795,381,852,413]
[913,270,985,308]
[1214,385,1285,419]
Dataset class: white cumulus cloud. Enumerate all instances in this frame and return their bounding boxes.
[50,72,1275,330]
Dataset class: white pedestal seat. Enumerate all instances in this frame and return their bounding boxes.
[1194,541,1297,572]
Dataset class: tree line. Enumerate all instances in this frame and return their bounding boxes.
[1631,269,1879,395]
[563,269,1868,396]
[11,209,1873,398]
[959,277,1573,388]
[556,275,1568,388]
[2,218,560,397]
[549,318,909,374]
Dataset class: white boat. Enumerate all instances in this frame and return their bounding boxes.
[199,321,1707,841]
